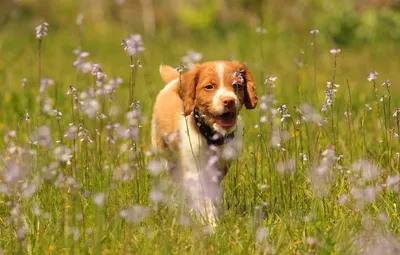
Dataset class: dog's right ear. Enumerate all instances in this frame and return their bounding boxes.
[159,64,180,83]
[180,65,202,116]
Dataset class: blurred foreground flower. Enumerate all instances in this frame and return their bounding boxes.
[181,49,202,70]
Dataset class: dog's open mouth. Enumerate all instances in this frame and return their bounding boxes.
[215,112,236,128]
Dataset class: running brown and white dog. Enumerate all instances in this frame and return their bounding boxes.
[151,61,257,225]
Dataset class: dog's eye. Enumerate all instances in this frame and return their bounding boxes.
[232,83,243,91]
[205,84,214,90]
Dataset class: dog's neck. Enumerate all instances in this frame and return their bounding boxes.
[193,109,235,146]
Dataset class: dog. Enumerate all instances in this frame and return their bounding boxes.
[151,60,257,226]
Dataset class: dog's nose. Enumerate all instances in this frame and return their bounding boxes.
[222,97,235,108]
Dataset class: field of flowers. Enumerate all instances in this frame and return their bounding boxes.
[1,0,400,254]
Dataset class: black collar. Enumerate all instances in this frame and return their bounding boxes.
[193,110,235,146]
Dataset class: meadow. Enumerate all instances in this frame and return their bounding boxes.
[1,0,400,254]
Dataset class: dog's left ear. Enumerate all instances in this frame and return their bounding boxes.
[180,65,202,116]
[241,64,258,109]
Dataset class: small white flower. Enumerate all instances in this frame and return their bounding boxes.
[330,48,341,55]
[367,71,379,82]
[256,27,268,34]
[93,193,106,207]
[310,27,319,35]
[36,20,49,40]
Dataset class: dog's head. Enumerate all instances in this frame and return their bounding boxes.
[178,61,258,134]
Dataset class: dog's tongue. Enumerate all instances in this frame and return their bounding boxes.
[217,113,236,127]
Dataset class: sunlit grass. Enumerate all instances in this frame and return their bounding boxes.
[1,2,400,254]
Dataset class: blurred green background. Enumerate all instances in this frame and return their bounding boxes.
[1,0,400,128]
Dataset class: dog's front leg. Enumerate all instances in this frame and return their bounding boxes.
[181,156,222,227]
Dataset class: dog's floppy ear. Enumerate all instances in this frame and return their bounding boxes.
[242,64,258,109]
[159,64,180,83]
[180,65,202,116]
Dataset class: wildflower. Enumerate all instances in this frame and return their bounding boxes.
[121,34,144,57]
[93,193,106,207]
[351,159,380,184]
[310,27,319,35]
[54,109,62,120]
[76,13,84,27]
[181,49,202,70]
[40,77,55,93]
[150,188,164,202]
[392,108,400,117]
[73,50,92,74]
[367,71,379,82]
[256,27,268,34]
[299,153,308,161]
[82,99,99,119]
[32,203,41,216]
[338,194,348,205]
[34,126,53,148]
[365,104,372,111]
[23,112,31,120]
[4,159,25,186]
[78,124,93,143]
[276,159,295,174]
[119,205,151,224]
[321,104,327,112]
[310,147,336,197]
[53,146,73,163]
[344,110,351,117]
[175,61,187,74]
[21,177,41,198]
[382,79,391,87]
[92,66,108,87]
[277,104,287,113]
[148,159,163,176]
[64,124,78,140]
[387,175,400,186]
[299,104,322,122]
[264,75,277,88]
[233,68,245,85]
[4,130,17,144]
[17,226,29,240]
[330,48,341,55]
[324,81,339,106]
[364,186,376,203]
[22,78,27,88]
[67,85,77,95]
[113,163,133,181]
[36,20,49,40]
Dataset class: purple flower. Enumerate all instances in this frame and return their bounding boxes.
[330,48,341,55]
[40,77,55,93]
[382,79,391,87]
[93,193,106,207]
[36,20,49,40]
[264,76,277,88]
[367,71,379,82]
[310,27,319,35]
[256,27,268,34]
[122,34,144,57]
[181,49,203,70]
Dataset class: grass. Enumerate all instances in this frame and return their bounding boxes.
[1,1,400,254]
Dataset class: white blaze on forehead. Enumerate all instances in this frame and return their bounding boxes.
[212,62,239,115]
[217,62,225,86]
